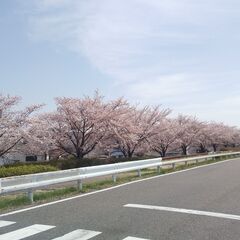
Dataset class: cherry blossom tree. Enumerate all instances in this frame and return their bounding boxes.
[229,127,240,147]
[149,118,179,157]
[0,94,42,157]
[196,122,237,153]
[221,126,240,148]
[205,123,240,152]
[40,93,127,160]
[19,115,57,160]
[2,92,239,162]
[195,122,212,153]
[205,122,229,152]
[176,115,203,155]
[110,105,171,158]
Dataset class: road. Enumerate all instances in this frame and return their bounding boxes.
[1,158,240,240]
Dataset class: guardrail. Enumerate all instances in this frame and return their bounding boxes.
[0,158,162,202]
[1,152,240,203]
[162,151,240,169]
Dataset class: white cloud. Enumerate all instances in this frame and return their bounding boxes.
[22,0,240,125]
[35,0,70,9]
[27,0,207,71]
[169,90,240,126]
[126,73,200,101]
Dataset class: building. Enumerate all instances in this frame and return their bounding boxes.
[0,153,46,166]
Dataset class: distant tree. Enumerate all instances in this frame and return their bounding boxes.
[221,126,240,148]
[205,122,239,152]
[0,94,41,157]
[176,115,203,155]
[230,128,240,147]
[149,118,179,157]
[110,105,171,158]
[195,122,211,153]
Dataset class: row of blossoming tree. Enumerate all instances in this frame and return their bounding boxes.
[1,93,240,161]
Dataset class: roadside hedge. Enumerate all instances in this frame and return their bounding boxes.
[0,156,156,177]
[0,164,58,178]
[48,155,157,170]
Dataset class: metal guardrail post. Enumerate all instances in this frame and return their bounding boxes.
[77,180,83,191]
[137,169,141,177]
[112,174,117,183]
[157,166,161,173]
[172,163,175,169]
[185,161,188,167]
[77,169,83,191]
[27,190,34,203]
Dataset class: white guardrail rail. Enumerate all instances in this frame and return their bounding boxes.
[1,152,240,203]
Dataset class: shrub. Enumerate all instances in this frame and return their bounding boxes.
[0,164,58,178]
[48,155,156,170]
[0,155,156,176]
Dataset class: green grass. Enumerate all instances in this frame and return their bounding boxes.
[0,187,79,211]
[33,187,77,201]
[0,195,31,211]
[0,155,237,213]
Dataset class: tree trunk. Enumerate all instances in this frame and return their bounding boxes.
[199,144,207,153]
[76,149,84,160]
[161,149,167,157]
[181,145,188,155]
[212,144,217,152]
[154,145,168,158]
[127,151,133,158]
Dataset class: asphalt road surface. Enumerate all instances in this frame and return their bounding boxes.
[1,158,240,240]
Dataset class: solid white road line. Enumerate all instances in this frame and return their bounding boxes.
[51,229,101,240]
[123,237,150,240]
[0,220,15,228]
[124,204,240,221]
[0,158,238,218]
[0,224,55,240]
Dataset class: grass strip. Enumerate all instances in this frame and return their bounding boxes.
[0,195,31,211]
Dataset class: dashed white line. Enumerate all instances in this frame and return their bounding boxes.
[51,229,101,240]
[0,220,15,228]
[124,204,240,221]
[0,224,55,240]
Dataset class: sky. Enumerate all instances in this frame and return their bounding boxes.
[1,0,240,126]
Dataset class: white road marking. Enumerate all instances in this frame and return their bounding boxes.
[123,237,150,240]
[125,204,240,221]
[0,158,237,218]
[51,229,101,240]
[0,224,55,240]
[0,220,15,228]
